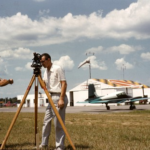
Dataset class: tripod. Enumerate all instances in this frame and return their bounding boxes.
[0,67,76,150]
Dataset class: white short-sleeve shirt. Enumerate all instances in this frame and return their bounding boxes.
[43,64,66,93]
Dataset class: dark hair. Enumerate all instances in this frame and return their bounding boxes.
[41,53,51,60]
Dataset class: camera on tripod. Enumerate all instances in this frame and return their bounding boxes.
[31,52,42,76]
[31,52,42,68]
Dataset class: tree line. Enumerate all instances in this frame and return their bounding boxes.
[0,97,19,103]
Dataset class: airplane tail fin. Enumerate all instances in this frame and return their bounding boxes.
[88,84,98,98]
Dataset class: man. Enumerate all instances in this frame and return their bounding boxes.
[0,78,13,86]
[40,53,68,150]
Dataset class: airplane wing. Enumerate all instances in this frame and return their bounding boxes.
[77,97,129,104]
[77,97,150,104]
[77,101,90,104]
[92,97,150,103]
[89,98,128,104]
[129,97,150,102]
[77,96,150,111]
[77,93,150,104]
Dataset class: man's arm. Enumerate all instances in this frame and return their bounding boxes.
[0,79,13,87]
[58,80,67,109]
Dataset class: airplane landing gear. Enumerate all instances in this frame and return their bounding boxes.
[106,106,110,110]
[106,103,110,110]
[129,103,136,110]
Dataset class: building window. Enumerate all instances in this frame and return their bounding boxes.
[46,99,49,103]
[17,100,21,104]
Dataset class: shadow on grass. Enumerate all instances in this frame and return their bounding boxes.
[1,143,91,150]
[65,144,92,150]
[47,144,91,150]
[82,108,145,113]
[3,142,34,149]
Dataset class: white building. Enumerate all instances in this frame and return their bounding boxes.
[17,92,70,108]
[17,79,150,107]
[69,79,150,106]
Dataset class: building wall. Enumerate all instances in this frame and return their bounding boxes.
[132,89,150,103]
[17,92,70,108]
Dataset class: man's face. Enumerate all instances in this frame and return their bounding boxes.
[40,56,50,68]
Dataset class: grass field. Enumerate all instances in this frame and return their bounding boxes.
[0,110,150,150]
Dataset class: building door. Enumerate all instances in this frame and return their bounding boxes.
[70,91,74,106]
[40,99,44,107]
[27,100,30,107]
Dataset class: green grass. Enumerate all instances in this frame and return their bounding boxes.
[1,110,150,149]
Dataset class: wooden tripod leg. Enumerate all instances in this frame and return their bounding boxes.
[38,75,76,150]
[34,77,38,145]
[0,75,36,150]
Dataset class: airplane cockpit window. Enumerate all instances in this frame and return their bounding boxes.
[116,92,126,97]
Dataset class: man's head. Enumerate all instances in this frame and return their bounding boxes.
[40,53,52,68]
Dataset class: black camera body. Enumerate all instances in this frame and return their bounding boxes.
[31,52,42,68]
[31,52,42,76]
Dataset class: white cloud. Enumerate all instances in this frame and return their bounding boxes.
[15,62,32,72]
[15,56,74,72]
[0,58,8,75]
[0,47,34,59]
[15,67,24,71]
[0,57,3,63]
[39,9,50,16]
[115,58,133,70]
[108,44,142,54]
[53,56,74,71]
[0,0,150,50]
[86,44,143,55]
[79,56,107,70]
[25,62,32,70]
[141,52,150,60]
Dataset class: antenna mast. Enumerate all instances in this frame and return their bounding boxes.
[86,52,94,79]
[121,64,126,80]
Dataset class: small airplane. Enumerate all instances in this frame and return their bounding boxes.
[77,84,149,110]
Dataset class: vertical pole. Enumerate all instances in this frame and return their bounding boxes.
[89,61,91,79]
[123,68,124,80]
[142,86,144,97]
[0,75,35,150]
[38,76,76,150]
[126,88,128,94]
[122,64,126,80]
[34,77,38,145]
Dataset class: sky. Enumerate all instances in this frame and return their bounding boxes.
[0,0,150,98]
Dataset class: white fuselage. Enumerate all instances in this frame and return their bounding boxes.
[101,91,125,100]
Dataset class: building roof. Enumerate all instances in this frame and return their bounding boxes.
[70,79,150,92]
[93,79,150,88]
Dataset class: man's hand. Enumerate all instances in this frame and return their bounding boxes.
[0,79,13,86]
[58,98,64,109]
[9,79,13,84]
